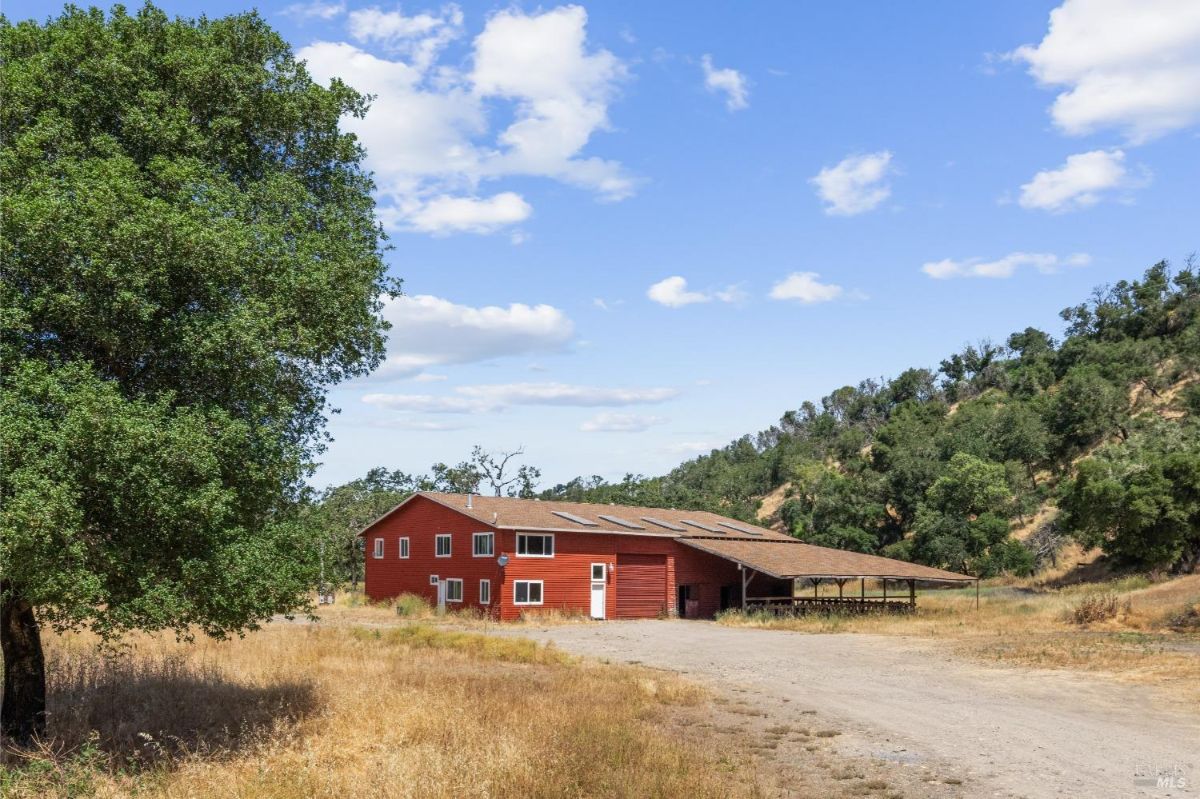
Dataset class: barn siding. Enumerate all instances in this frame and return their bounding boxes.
[674,544,743,618]
[363,496,501,615]
[364,496,751,621]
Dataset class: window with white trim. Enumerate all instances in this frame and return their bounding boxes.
[429,574,439,585]
[372,538,384,559]
[514,580,543,605]
[473,532,494,557]
[479,579,491,605]
[445,578,463,602]
[591,563,605,581]
[435,534,452,557]
[516,534,554,557]
[398,537,410,558]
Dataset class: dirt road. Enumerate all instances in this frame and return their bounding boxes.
[496,620,1198,798]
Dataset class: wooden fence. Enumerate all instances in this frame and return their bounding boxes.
[743,596,916,616]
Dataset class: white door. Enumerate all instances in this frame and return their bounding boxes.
[436,579,447,613]
[590,581,606,619]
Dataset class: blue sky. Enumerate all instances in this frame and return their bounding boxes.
[11,1,1200,488]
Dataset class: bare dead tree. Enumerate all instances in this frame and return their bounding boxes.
[471,446,541,497]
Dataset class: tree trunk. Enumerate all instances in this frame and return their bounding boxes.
[1,584,47,746]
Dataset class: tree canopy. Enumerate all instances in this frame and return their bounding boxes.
[1,4,391,742]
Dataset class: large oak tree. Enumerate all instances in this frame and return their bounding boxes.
[1,4,392,743]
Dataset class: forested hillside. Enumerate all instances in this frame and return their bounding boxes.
[541,262,1200,577]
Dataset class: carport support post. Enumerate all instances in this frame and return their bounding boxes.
[836,579,846,599]
[976,578,980,610]
[907,579,915,609]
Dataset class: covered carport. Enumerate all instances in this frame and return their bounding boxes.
[678,538,976,614]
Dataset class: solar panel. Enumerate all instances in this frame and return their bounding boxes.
[598,514,645,530]
[641,516,686,532]
[681,519,724,533]
[551,510,598,526]
[718,521,762,536]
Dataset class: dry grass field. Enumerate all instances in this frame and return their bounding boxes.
[2,623,764,799]
[1,618,927,799]
[719,571,1200,699]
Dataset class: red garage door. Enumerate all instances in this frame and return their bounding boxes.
[616,554,667,618]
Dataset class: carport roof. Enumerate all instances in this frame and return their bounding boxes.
[679,538,974,582]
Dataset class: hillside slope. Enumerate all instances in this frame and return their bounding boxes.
[542,262,1200,577]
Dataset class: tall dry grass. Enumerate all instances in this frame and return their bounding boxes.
[2,624,766,799]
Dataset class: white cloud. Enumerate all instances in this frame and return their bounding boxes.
[701,54,749,111]
[363,382,679,414]
[580,412,667,433]
[922,252,1091,279]
[412,373,448,383]
[769,272,844,304]
[647,276,742,308]
[407,192,532,234]
[282,0,345,21]
[1009,0,1200,142]
[1018,149,1140,212]
[348,4,462,70]
[374,294,574,377]
[298,5,631,236]
[810,151,894,215]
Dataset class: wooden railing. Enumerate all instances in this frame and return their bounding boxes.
[743,596,915,615]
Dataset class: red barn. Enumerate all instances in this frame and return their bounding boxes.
[360,492,972,620]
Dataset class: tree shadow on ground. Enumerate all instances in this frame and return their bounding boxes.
[19,647,320,767]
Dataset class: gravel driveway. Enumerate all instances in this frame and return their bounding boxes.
[495,620,1199,799]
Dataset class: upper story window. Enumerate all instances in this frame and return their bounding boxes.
[473,532,494,557]
[372,538,384,559]
[435,534,452,557]
[516,533,554,557]
[398,537,410,559]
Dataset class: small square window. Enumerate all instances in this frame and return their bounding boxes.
[473,532,494,557]
[591,563,605,581]
[372,538,384,559]
[479,579,491,605]
[435,534,452,557]
[399,537,410,558]
[429,574,439,585]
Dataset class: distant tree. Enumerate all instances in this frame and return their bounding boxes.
[429,460,483,494]
[0,6,391,743]
[471,446,542,497]
[310,469,420,590]
[910,453,1028,576]
[1047,366,1128,455]
[782,464,887,553]
[990,402,1051,488]
[1059,424,1200,573]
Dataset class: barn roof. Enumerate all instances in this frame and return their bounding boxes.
[405,491,797,542]
[361,492,973,582]
[679,538,974,583]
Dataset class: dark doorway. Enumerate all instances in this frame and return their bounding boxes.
[677,585,693,618]
[719,584,735,612]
